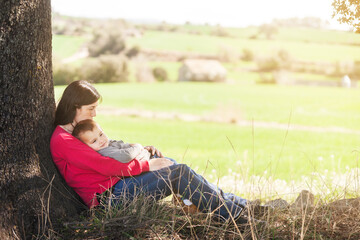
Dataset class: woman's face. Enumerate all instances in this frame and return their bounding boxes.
[74,101,99,123]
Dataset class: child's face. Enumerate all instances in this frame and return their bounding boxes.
[79,124,109,151]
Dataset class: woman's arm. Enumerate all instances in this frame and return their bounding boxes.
[51,132,149,177]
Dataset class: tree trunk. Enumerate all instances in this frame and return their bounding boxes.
[0,1,82,239]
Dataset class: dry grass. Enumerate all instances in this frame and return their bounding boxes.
[40,158,360,239]
[53,184,360,240]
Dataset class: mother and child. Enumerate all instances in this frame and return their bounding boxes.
[50,80,269,225]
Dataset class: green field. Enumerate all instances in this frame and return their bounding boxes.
[127,30,360,62]
[54,82,360,181]
[52,35,87,60]
[55,82,360,130]
[177,25,360,46]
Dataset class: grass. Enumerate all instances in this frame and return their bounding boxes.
[143,24,360,46]
[226,26,360,46]
[52,35,87,60]
[292,72,340,82]
[56,173,360,239]
[94,114,360,182]
[55,82,360,130]
[127,30,360,62]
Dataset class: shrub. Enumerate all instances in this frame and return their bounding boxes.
[249,34,258,40]
[241,48,254,61]
[257,72,276,84]
[217,45,239,63]
[53,65,80,86]
[332,60,355,78]
[256,57,280,72]
[276,49,292,69]
[211,25,229,37]
[88,30,125,57]
[126,46,140,58]
[258,24,278,39]
[81,55,129,83]
[350,61,360,79]
[152,67,168,82]
[134,56,155,83]
[256,49,293,72]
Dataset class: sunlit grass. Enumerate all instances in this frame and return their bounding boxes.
[55,82,360,130]
[95,114,360,181]
[127,30,360,62]
[292,72,339,82]
[52,35,87,60]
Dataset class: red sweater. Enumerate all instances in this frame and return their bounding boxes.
[50,126,149,208]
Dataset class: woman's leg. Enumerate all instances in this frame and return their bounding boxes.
[113,163,247,220]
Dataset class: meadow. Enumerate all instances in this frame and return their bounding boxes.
[52,35,87,60]
[54,82,360,184]
[127,29,360,62]
[52,20,360,198]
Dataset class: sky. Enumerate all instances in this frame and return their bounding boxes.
[51,0,351,30]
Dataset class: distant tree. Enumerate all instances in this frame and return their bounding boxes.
[332,0,360,32]
[88,30,125,57]
[258,24,278,39]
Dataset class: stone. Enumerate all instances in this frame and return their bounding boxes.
[178,59,227,82]
[291,190,314,209]
[265,198,289,209]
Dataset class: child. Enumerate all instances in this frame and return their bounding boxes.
[72,119,151,163]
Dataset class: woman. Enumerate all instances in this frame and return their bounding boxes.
[50,80,250,223]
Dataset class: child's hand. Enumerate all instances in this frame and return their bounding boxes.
[144,145,164,157]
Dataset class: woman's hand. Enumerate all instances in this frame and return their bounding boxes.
[148,158,174,171]
[144,145,164,157]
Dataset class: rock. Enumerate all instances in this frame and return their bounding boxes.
[248,199,261,206]
[291,190,314,209]
[326,197,360,211]
[178,59,227,82]
[341,75,351,88]
[265,198,289,209]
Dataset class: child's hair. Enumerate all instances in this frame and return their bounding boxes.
[72,119,97,139]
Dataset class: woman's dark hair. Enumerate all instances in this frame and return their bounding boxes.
[72,119,97,139]
[54,80,101,126]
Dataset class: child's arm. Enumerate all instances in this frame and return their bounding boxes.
[108,140,132,149]
[98,143,144,163]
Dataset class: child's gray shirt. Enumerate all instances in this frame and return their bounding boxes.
[98,140,150,163]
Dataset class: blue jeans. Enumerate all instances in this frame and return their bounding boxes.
[112,157,247,220]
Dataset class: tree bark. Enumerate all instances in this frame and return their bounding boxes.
[0,1,82,238]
